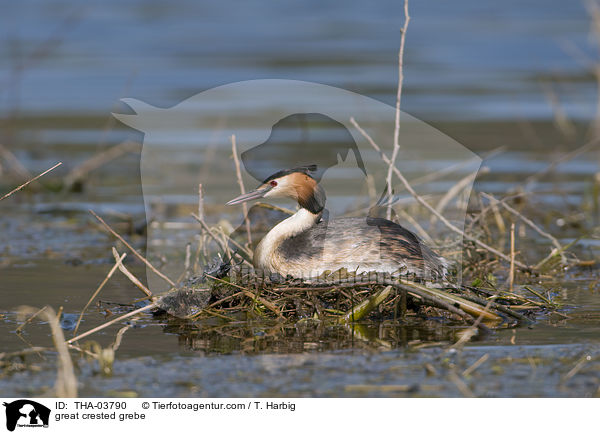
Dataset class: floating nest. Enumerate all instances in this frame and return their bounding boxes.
[155,260,552,332]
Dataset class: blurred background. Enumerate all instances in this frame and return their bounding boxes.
[1,0,595,143]
[1,0,599,398]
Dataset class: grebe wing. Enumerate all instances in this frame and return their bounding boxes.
[277,217,446,277]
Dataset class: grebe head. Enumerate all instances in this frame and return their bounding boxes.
[226,165,325,214]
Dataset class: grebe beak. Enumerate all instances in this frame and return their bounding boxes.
[226,186,272,205]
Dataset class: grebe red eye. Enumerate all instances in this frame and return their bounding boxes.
[270,180,277,187]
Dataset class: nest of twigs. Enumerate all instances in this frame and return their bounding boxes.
[154,261,552,333]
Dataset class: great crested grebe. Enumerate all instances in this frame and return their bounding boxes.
[226,165,448,280]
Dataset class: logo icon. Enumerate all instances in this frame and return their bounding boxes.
[3,400,50,432]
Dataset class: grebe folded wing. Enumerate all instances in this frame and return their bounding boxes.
[226,166,448,280]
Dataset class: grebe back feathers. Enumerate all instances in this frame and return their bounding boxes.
[226,166,448,280]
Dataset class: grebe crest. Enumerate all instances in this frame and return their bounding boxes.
[227,165,448,281]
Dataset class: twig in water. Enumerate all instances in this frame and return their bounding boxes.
[111,247,153,298]
[15,306,48,334]
[523,286,555,307]
[18,306,77,397]
[448,371,475,398]
[535,236,582,271]
[450,300,494,349]
[0,162,62,202]
[68,302,157,345]
[73,252,126,336]
[111,324,133,352]
[562,355,592,382]
[386,0,411,220]
[350,117,531,271]
[462,353,489,377]
[90,209,175,288]
[0,347,51,361]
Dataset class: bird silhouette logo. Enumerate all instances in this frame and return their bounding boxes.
[113,79,480,295]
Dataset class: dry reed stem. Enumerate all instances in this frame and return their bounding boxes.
[481,192,567,265]
[467,191,527,232]
[63,141,140,190]
[203,290,246,310]
[448,371,475,397]
[431,167,489,226]
[509,223,516,291]
[191,212,253,265]
[111,324,132,352]
[13,329,47,361]
[0,143,33,181]
[191,212,228,251]
[184,243,192,276]
[542,83,576,141]
[350,117,531,271]
[67,343,99,359]
[231,134,252,246]
[0,161,62,202]
[15,306,48,334]
[489,195,506,234]
[562,354,592,382]
[89,209,175,288]
[410,146,505,187]
[213,225,253,260]
[535,236,581,270]
[587,0,600,137]
[204,274,283,318]
[198,184,204,221]
[73,252,126,336]
[18,306,77,397]
[462,353,489,377]
[338,285,393,323]
[0,347,51,360]
[298,276,498,325]
[386,0,410,220]
[522,137,600,189]
[218,231,233,260]
[397,209,436,246]
[111,247,153,298]
[451,300,494,349]
[345,384,415,393]
[68,302,157,345]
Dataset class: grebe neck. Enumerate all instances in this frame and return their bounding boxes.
[253,208,321,269]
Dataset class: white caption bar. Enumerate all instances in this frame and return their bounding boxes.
[0,398,594,433]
